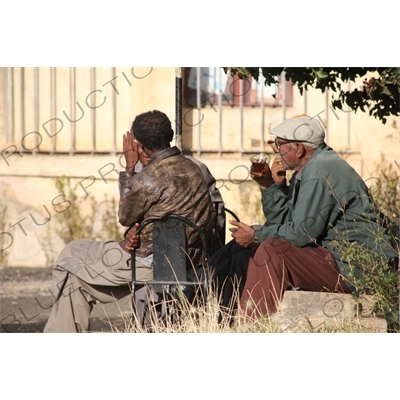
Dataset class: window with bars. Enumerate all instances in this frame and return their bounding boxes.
[183,67,293,108]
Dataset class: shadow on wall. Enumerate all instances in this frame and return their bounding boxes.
[219,180,264,228]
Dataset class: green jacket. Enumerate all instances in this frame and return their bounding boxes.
[256,144,398,288]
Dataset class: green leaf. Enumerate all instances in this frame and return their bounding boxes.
[315,68,329,80]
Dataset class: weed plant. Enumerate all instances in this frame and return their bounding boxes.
[0,199,10,267]
[53,176,123,244]
[369,154,400,240]
[330,154,400,332]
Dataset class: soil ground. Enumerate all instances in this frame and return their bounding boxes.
[0,266,132,333]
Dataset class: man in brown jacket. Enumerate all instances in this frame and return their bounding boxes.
[44,110,215,332]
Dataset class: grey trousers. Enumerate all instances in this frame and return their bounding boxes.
[43,239,156,333]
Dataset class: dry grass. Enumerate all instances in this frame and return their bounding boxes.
[105,283,384,333]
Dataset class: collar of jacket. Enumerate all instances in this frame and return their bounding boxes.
[295,143,330,180]
[146,146,181,166]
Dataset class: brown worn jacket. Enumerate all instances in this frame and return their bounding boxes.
[118,146,215,268]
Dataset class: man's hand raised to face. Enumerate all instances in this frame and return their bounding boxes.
[270,156,286,185]
[250,156,286,189]
[250,161,274,189]
[123,131,140,172]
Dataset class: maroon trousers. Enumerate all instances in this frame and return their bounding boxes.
[239,238,350,319]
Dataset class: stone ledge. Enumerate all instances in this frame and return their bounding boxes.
[271,291,387,333]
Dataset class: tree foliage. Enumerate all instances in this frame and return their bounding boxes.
[224,68,400,124]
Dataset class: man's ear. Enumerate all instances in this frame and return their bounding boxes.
[296,143,306,158]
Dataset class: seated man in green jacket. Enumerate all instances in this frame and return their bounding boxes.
[230,115,398,319]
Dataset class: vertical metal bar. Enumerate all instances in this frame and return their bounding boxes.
[50,67,56,153]
[20,68,25,147]
[346,81,351,151]
[325,89,329,144]
[303,85,307,115]
[218,67,222,156]
[2,68,9,144]
[33,67,39,152]
[239,79,244,154]
[281,71,286,120]
[260,69,265,152]
[91,67,96,153]
[112,67,117,154]
[196,67,201,156]
[10,68,15,145]
[69,67,76,154]
[175,67,182,151]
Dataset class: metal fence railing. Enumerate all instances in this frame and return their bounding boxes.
[1,67,121,155]
[1,67,316,157]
